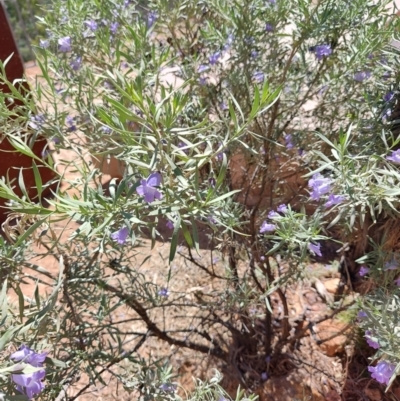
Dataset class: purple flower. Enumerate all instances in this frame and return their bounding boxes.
[66,115,76,132]
[199,76,208,86]
[223,34,234,51]
[395,277,400,286]
[384,92,394,102]
[260,256,266,261]
[384,260,398,271]
[284,134,294,149]
[136,172,162,203]
[110,22,119,34]
[70,56,82,71]
[308,173,332,201]
[387,150,400,164]
[308,243,322,257]
[268,210,279,219]
[277,204,288,213]
[58,36,71,52]
[84,20,98,31]
[166,220,174,230]
[208,177,216,187]
[29,114,45,130]
[147,11,157,27]
[353,71,371,82]
[216,152,225,162]
[158,288,170,297]
[265,23,274,32]
[220,102,228,111]
[365,331,380,349]
[198,64,209,73]
[12,370,46,400]
[261,372,268,381]
[111,226,129,245]
[359,266,370,277]
[207,215,217,224]
[11,345,47,367]
[368,361,396,385]
[253,71,264,83]
[313,44,332,60]
[160,383,176,392]
[39,39,49,49]
[357,310,368,320]
[251,50,258,59]
[325,194,346,208]
[209,51,221,65]
[178,141,189,154]
[260,221,276,233]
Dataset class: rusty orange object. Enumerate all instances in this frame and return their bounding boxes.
[0,3,56,222]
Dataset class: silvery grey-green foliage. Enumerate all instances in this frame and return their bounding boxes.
[1,0,400,398]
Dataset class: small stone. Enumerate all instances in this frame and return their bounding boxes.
[317,320,350,357]
[323,278,340,294]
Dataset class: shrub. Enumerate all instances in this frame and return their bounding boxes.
[1,0,400,398]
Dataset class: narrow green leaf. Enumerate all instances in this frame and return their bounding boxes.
[18,169,29,200]
[34,283,41,310]
[32,162,43,199]
[169,214,182,263]
[15,218,48,247]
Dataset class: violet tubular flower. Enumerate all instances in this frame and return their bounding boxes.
[158,288,170,297]
[11,345,47,367]
[268,210,279,219]
[325,194,346,208]
[308,173,332,201]
[387,150,400,164]
[70,56,82,71]
[159,383,176,392]
[111,226,129,245]
[147,11,158,28]
[313,44,332,60]
[308,243,322,257]
[284,134,294,149]
[384,91,394,102]
[12,370,46,400]
[277,204,288,213]
[265,23,274,32]
[368,361,396,385]
[209,51,221,65]
[253,71,264,83]
[166,220,174,230]
[365,331,380,349]
[136,172,162,203]
[84,20,98,31]
[58,36,71,53]
[198,64,209,73]
[357,310,368,320]
[354,70,371,82]
[208,177,216,188]
[359,266,370,277]
[66,115,77,132]
[110,22,119,34]
[260,221,276,233]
